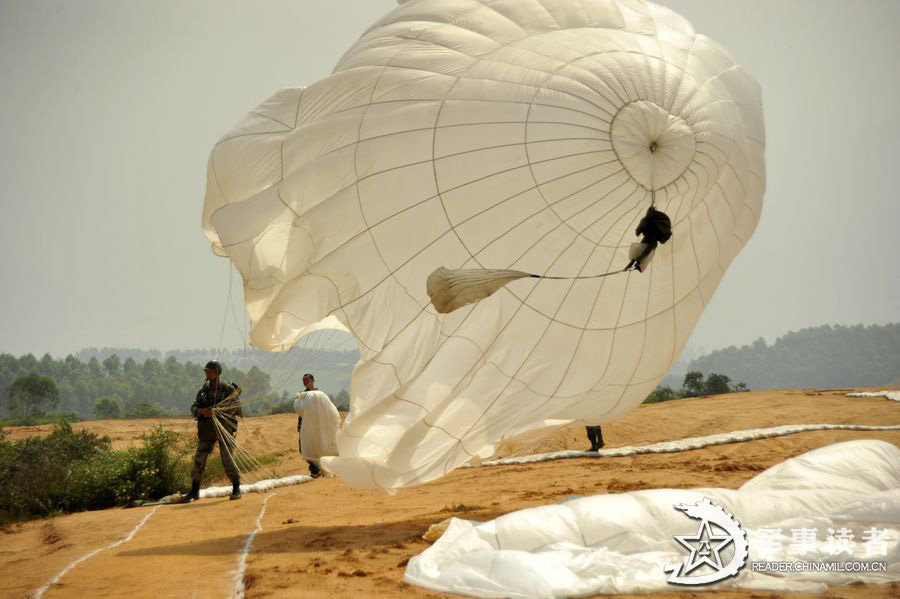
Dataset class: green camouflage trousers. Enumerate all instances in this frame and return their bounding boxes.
[191,434,240,484]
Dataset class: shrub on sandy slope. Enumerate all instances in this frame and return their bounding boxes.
[0,421,191,525]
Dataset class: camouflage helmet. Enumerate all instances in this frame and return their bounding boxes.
[203,360,222,374]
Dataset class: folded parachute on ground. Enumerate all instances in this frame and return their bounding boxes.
[404,440,900,597]
[202,0,765,489]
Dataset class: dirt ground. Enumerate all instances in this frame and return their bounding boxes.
[1,388,898,599]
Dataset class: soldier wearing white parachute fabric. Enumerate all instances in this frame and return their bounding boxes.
[294,374,340,478]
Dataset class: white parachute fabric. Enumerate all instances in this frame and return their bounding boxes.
[203,0,765,489]
[294,390,341,463]
[404,440,900,597]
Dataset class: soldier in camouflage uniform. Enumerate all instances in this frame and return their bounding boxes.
[181,360,243,502]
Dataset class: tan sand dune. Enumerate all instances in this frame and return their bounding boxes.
[1,388,898,599]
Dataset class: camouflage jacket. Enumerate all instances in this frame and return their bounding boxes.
[192,381,242,440]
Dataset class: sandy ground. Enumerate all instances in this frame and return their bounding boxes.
[1,388,898,599]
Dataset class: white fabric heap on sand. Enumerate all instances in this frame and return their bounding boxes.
[294,390,341,463]
[405,440,900,598]
[848,391,900,402]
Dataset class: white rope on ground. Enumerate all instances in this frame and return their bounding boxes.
[232,493,275,599]
[33,506,160,598]
[847,390,900,402]
[483,424,900,467]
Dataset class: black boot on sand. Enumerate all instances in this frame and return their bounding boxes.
[180,480,200,503]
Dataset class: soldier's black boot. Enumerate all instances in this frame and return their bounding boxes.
[181,480,200,503]
[586,426,604,452]
[229,481,242,500]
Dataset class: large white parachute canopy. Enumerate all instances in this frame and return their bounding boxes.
[202,0,765,489]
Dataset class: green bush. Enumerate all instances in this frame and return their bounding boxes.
[267,397,295,415]
[93,396,122,419]
[643,385,677,404]
[0,421,191,525]
[680,371,749,397]
[0,421,109,522]
[643,371,749,405]
[124,400,166,419]
[113,427,191,503]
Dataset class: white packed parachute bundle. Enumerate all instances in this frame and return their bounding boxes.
[202,0,765,489]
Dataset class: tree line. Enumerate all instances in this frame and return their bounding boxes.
[74,344,358,405]
[0,349,735,422]
[644,370,748,404]
[686,323,900,390]
[0,353,317,423]
[3,321,895,421]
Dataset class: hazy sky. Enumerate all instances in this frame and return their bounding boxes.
[1,0,898,358]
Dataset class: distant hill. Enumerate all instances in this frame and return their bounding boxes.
[686,323,900,390]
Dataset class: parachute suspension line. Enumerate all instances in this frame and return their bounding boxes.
[266,336,327,398]
[210,328,354,483]
[260,330,350,406]
[427,187,671,313]
[217,264,233,359]
[210,410,276,484]
[210,390,271,484]
[484,187,660,283]
[209,272,355,479]
[226,269,248,350]
[218,328,352,421]
[427,188,668,313]
[531,270,621,281]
